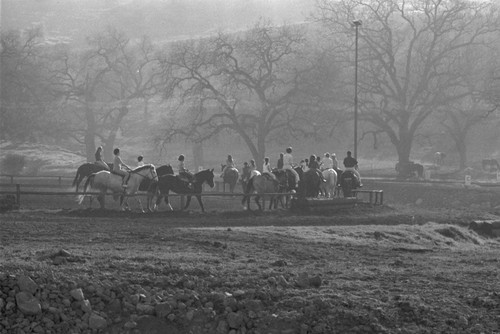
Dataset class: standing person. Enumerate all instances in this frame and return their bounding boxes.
[283,147,299,187]
[262,157,277,182]
[241,161,251,184]
[137,155,144,167]
[249,159,260,179]
[277,153,284,170]
[343,151,362,186]
[221,154,235,178]
[113,148,131,188]
[321,153,334,171]
[95,146,109,170]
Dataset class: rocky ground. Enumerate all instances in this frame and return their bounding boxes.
[1,199,500,334]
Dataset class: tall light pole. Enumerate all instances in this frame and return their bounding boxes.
[353,20,362,159]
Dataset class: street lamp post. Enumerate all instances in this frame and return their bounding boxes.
[353,20,362,159]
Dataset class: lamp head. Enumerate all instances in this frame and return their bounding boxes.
[352,20,362,26]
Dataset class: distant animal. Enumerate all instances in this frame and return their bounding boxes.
[140,164,174,211]
[482,159,500,172]
[319,168,338,198]
[297,169,323,198]
[79,164,157,211]
[434,152,446,167]
[338,170,360,197]
[241,170,288,211]
[154,169,215,212]
[72,162,113,192]
[395,162,424,179]
[221,164,239,193]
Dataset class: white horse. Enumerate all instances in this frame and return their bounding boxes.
[320,168,338,198]
[79,164,158,211]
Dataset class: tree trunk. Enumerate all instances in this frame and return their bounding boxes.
[84,105,96,162]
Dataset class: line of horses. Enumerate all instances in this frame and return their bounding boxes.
[73,162,359,212]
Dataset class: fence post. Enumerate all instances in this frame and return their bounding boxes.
[58,176,62,185]
[16,184,21,205]
[10,176,14,184]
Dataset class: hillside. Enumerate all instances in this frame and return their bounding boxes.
[1,0,314,45]
[0,141,86,176]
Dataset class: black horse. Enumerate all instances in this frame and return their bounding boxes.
[221,164,239,193]
[297,168,323,198]
[139,164,174,211]
[155,169,215,212]
[72,162,113,192]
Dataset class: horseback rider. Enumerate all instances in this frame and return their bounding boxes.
[177,154,193,189]
[262,157,278,183]
[137,155,144,167]
[321,153,334,171]
[249,159,260,179]
[283,147,300,188]
[221,154,235,178]
[277,153,284,170]
[95,146,109,170]
[343,151,362,186]
[113,148,131,188]
[331,153,339,169]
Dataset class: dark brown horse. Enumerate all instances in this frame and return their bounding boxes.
[155,169,215,212]
[221,164,239,193]
[72,163,113,192]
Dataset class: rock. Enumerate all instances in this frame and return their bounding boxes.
[415,198,423,205]
[52,256,67,265]
[57,248,71,257]
[70,288,85,301]
[309,275,322,288]
[155,302,173,318]
[227,312,244,329]
[136,303,155,315]
[88,313,107,329]
[278,275,290,287]
[296,272,309,288]
[17,276,38,294]
[124,320,137,329]
[15,292,41,315]
[81,299,92,313]
[216,319,229,334]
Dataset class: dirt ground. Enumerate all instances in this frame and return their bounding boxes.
[1,182,500,334]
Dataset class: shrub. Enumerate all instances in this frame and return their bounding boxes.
[1,153,26,175]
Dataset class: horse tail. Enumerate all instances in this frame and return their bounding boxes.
[78,173,95,204]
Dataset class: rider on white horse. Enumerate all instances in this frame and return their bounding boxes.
[113,148,131,188]
[321,153,334,171]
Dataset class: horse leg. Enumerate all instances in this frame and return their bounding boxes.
[97,193,105,209]
[182,195,193,211]
[164,194,173,211]
[195,195,205,212]
[255,195,262,211]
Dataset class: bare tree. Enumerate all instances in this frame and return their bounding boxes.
[158,21,333,163]
[51,28,161,161]
[437,44,498,169]
[315,0,500,170]
[0,27,52,141]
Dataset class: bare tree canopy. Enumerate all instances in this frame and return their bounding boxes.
[316,0,500,166]
[158,21,333,162]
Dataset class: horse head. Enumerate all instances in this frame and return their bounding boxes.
[195,169,215,188]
